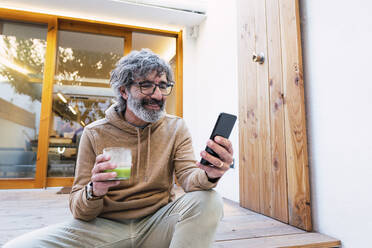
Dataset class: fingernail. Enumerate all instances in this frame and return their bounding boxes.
[201,151,206,156]
[215,136,220,142]
[207,140,213,146]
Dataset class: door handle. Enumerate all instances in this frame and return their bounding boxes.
[252,52,265,64]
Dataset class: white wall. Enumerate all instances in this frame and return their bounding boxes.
[182,0,240,202]
[300,0,372,247]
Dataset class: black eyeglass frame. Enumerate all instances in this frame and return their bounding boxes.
[132,80,175,96]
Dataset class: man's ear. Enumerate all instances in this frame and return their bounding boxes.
[119,86,129,101]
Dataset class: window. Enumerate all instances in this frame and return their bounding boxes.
[0,9,181,188]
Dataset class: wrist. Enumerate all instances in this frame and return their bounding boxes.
[205,172,220,183]
[86,182,104,201]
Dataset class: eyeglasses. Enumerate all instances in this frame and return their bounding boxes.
[134,80,174,96]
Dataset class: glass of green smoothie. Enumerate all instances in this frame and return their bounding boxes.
[103,147,132,180]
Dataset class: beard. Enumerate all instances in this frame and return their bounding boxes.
[126,93,166,123]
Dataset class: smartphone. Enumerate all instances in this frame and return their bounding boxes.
[200,112,237,166]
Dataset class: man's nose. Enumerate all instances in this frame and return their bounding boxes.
[151,86,163,100]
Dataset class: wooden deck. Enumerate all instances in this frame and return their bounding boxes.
[0,188,340,247]
[214,199,340,247]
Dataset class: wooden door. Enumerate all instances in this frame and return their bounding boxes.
[237,0,312,231]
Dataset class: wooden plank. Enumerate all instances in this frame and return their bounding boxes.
[279,0,312,231]
[124,31,132,56]
[213,233,341,248]
[253,0,273,218]
[264,0,289,223]
[0,189,70,245]
[237,0,261,213]
[58,19,178,38]
[0,179,35,189]
[216,214,304,242]
[223,198,257,216]
[34,18,58,188]
[59,19,130,37]
[0,98,36,129]
[175,30,183,118]
[46,177,74,187]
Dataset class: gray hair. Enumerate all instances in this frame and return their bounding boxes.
[110,49,174,112]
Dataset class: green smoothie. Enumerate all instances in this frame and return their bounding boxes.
[104,167,131,179]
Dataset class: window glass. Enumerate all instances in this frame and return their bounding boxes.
[48,30,123,177]
[0,20,47,178]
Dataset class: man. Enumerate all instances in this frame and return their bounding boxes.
[5,49,233,248]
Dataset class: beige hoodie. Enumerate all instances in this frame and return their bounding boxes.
[69,104,218,221]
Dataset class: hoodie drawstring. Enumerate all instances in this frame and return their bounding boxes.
[145,127,151,181]
[135,127,151,182]
[136,129,141,180]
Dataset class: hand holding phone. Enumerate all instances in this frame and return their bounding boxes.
[200,113,237,166]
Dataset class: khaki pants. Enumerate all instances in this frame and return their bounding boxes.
[4,190,223,248]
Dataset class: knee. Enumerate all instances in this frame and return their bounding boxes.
[200,190,224,214]
[185,190,224,221]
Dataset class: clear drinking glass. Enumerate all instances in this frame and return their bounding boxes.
[103,147,132,180]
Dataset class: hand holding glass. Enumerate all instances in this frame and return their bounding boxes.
[103,147,132,180]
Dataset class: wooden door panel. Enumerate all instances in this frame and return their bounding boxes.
[238,0,260,213]
[265,0,289,223]
[278,0,312,230]
[253,0,272,219]
[238,0,312,231]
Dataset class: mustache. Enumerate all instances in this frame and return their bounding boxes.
[141,98,164,108]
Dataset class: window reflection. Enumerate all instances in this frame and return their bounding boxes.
[48,30,123,177]
[0,20,46,178]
